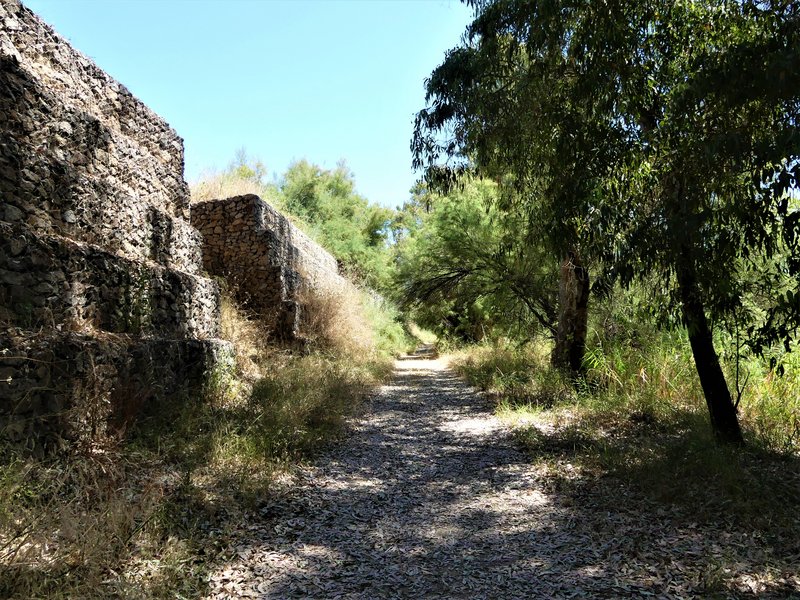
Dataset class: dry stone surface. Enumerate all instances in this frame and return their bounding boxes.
[0,2,230,447]
[206,357,799,599]
[191,195,346,338]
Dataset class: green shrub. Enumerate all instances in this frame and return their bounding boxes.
[450,310,800,532]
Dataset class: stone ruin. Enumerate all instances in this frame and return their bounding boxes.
[0,0,231,450]
[191,194,346,339]
[0,1,354,452]
[0,0,231,451]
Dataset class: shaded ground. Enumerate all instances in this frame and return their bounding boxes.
[205,356,799,599]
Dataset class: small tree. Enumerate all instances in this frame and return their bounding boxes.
[395,178,558,339]
[279,160,396,291]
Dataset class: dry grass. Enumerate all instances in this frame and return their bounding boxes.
[0,443,198,598]
[297,278,376,358]
[219,290,269,382]
[0,287,405,598]
[189,169,271,204]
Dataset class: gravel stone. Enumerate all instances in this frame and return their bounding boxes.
[204,358,800,599]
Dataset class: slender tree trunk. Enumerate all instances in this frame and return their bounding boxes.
[552,250,590,373]
[676,263,744,445]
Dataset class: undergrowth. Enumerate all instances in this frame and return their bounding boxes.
[450,316,800,534]
[0,287,408,598]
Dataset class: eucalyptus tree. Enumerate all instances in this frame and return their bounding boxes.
[413,0,800,444]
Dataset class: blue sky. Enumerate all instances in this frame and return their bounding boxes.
[24,0,473,209]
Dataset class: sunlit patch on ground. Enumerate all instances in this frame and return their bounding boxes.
[205,357,800,599]
[438,417,504,436]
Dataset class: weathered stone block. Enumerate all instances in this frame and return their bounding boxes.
[191,194,346,339]
[0,328,234,454]
[0,222,221,338]
[0,1,199,273]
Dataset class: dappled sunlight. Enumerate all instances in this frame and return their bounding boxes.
[204,356,800,599]
[320,475,386,494]
[438,417,504,437]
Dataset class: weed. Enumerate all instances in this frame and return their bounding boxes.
[0,288,401,598]
[451,342,573,408]
[218,287,267,382]
[189,167,278,207]
[406,322,438,346]
[297,276,410,362]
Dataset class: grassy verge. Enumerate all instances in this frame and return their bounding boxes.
[451,333,800,596]
[449,331,800,533]
[0,288,409,598]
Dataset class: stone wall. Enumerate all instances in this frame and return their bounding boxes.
[0,328,230,454]
[0,0,199,273]
[191,195,347,338]
[0,221,220,339]
[0,1,230,450]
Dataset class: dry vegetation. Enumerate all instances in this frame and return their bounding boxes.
[0,286,409,598]
[297,279,376,358]
[189,168,270,205]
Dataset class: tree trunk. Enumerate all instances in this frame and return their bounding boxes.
[552,250,590,373]
[676,263,744,445]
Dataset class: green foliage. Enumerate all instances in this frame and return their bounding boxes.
[728,346,800,455]
[454,283,800,453]
[394,178,557,341]
[413,0,800,442]
[452,341,571,408]
[361,291,415,357]
[245,354,378,462]
[230,147,267,183]
[279,160,396,291]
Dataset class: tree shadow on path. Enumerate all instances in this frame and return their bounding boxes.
[204,359,800,599]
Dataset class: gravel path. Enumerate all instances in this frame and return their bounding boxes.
[206,356,798,599]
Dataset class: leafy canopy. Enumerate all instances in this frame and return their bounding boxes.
[278,160,396,292]
[413,0,800,354]
[394,178,557,339]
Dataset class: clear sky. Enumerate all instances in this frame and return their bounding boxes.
[23,0,473,209]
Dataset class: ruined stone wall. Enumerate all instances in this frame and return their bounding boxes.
[0,329,230,454]
[0,221,219,339]
[0,0,199,273]
[0,1,230,449]
[191,195,347,338]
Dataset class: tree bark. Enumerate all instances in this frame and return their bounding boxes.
[551,250,590,373]
[676,263,744,445]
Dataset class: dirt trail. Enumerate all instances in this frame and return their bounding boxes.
[205,356,793,599]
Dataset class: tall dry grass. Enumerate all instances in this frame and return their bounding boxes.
[297,278,375,358]
[189,169,272,204]
[219,290,269,382]
[0,435,208,597]
[0,284,408,598]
